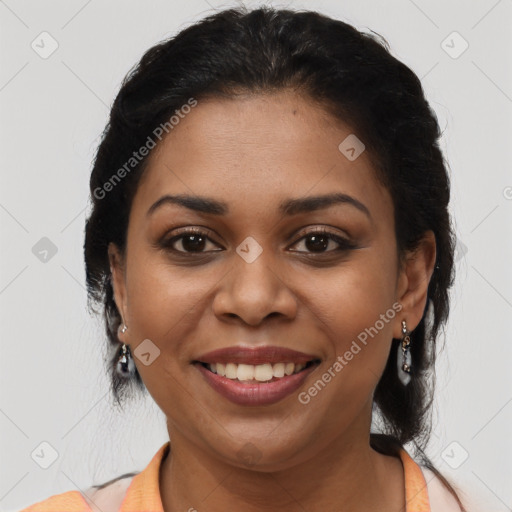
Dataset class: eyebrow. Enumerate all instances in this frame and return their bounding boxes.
[147,192,371,219]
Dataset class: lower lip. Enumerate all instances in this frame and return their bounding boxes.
[195,363,319,406]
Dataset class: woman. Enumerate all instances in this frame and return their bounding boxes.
[21,6,470,511]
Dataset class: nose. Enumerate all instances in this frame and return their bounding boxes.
[212,247,298,327]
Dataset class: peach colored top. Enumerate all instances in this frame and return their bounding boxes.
[20,441,463,511]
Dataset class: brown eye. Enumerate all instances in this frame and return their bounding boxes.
[289,229,356,254]
[160,229,223,253]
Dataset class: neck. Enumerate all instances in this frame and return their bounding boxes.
[159,410,405,512]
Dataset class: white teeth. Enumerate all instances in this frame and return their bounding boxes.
[254,363,274,382]
[273,362,285,378]
[225,363,237,379]
[237,364,255,381]
[205,361,310,381]
[284,362,295,376]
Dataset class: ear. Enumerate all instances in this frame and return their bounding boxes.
[108,242,129,342]
[393,230,436,339]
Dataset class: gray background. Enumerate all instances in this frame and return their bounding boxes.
[1,0,511,511]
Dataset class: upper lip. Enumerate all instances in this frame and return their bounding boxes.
[195,346,320,365]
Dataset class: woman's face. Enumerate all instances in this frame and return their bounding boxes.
[109,90,434,469]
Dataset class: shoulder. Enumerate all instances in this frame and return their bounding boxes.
[420,465,465,512]
[19,475,136,512]
[18,490,91,512]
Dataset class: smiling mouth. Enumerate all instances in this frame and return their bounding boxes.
[198,360,320,384]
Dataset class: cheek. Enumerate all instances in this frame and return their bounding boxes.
[122,259,209,413]
[312,255,396,331]
[126,260,213,343]
[305,254,398,384]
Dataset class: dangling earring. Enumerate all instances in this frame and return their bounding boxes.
[116,323,135,377]
[397,320,412,386]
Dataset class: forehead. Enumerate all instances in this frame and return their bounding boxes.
[131,90,392,222]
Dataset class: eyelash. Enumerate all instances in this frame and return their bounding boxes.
[159,227,356,255]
